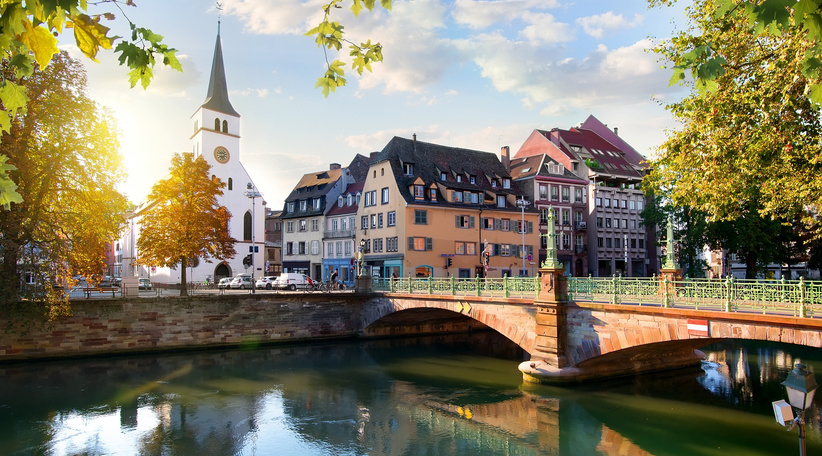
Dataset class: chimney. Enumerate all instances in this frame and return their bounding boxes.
[330,163,341,170]
[501,146,510,171]
[613,127,619,136]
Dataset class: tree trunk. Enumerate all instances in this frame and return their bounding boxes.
[179,257,188,297]
[0,239,21,305]
[745,251,757,279]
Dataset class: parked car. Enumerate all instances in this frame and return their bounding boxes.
[229,275,252,289]
[217,277,232,289]
[275,273,309,291]
[138,278,152,290]
[255,276,278,290]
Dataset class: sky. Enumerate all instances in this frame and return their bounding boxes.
[61,0,689,209]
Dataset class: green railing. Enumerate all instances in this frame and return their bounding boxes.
[372,275,822,318]
[372,276,542,299]
[567,275,822,318]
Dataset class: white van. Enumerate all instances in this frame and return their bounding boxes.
[276,273,309,291]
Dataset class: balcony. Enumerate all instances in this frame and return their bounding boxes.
[575,245,587,254]
[575,221,587,230]
[323,229,355,239]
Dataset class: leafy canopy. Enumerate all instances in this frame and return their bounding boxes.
[135,153,236,296]
[305,0,390,97]
[649,0,822,232]
[0,0,181,208]
[0,52,128,322]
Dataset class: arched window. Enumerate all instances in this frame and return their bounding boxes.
[228,177,233,191]
[243,211,252,241]
[222,120,228,133]
[214,118,220,130]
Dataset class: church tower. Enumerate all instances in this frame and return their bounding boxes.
[188,26,265,283]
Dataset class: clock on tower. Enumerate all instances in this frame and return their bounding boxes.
[214,146,230,164]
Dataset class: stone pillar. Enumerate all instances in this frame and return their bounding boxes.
[355,275,372,293]
[532,206,569,368]
[533,267,569,368]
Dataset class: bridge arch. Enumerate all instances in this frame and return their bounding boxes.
[361,295,538,354]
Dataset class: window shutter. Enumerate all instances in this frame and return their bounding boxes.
[469,216,475,228]
[493,243,500,256]
[494,219,501,230]
[455,215,460,227]
[408,237,414,250]
[425,237,433,251]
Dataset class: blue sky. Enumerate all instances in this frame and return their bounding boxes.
[63,0,688,208]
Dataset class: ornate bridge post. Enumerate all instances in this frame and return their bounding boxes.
[657,218,683,306]
[530,207,569,369]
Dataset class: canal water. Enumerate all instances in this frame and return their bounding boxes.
[0,333,819,455]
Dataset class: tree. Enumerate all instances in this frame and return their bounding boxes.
[135,153,236,296]
[0,0,180,208]
[642,184,709,277]
[649,0,822,235]
[0,52,128,321]
[306,0,391,97]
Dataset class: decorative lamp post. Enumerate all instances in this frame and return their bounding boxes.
[358,238,366,276]
[516,196,530,276]
[541,206,561,269]
[245,183,262,294]
[665,217,679,270]
[773,363,818,455]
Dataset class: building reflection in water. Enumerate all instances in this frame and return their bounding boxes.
[0,335,819,455]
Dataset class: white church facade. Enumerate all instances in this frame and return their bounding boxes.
[119,29,265,285]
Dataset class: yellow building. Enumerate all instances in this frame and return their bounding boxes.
[358,136,539,279]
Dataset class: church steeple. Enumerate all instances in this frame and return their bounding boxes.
[201,24,240,117]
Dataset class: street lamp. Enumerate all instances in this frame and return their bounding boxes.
[358,238,366,276]
[244,182,262,294]
[773,363,818,455]
[516,196,530,277]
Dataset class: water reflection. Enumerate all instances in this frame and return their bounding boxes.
[0,335,819,455]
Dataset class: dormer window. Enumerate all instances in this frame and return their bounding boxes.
[469,175,476,184]
[347,194,353,206]
[497,195,505,207]
[503,178,511,189]
[491,180,497,188]
[313,198,321,210]
[440,171,447,181]
[403,163,414,175]
[456,175,462,183]
[414,184,424,199]
[300,200,307,211]
[287,202,295,213]
[338,195,344,207]
[356,193,361,204]
[430,188,437,201]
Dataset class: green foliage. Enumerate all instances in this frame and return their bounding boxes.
[650,0,822,238]
[306,0,389,97]
[0,1,181,207]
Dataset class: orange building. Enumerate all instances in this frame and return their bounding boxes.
[358,136,539,279]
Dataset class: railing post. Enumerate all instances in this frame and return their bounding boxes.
[390,276,396,293]
[450,275,456,296]
[476,275,482,297]
[504,275,510,298]
[724,277,732,312]
[427,275,433,294]
[611,275,618,305]
[663,276,671,308]
[408,274,413,293]
[799,276,807,318]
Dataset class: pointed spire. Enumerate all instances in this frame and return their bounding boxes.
[201,27,240,117]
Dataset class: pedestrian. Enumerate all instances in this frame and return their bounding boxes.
[330,268,339,289]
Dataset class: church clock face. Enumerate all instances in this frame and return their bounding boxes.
[214,146,230,164]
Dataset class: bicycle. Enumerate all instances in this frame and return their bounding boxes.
[308,280,328,292]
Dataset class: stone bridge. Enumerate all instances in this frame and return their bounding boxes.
[367,267,822,383]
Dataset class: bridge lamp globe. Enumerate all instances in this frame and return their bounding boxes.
[782,363,818,411]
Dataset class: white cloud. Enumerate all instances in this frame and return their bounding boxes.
[452,0,560,29]
[220,0,322,35]
[232,88,270,98]
[576,11,644,39]
[519,13,574,45]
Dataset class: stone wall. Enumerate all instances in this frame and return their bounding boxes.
[0,294,365,362]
